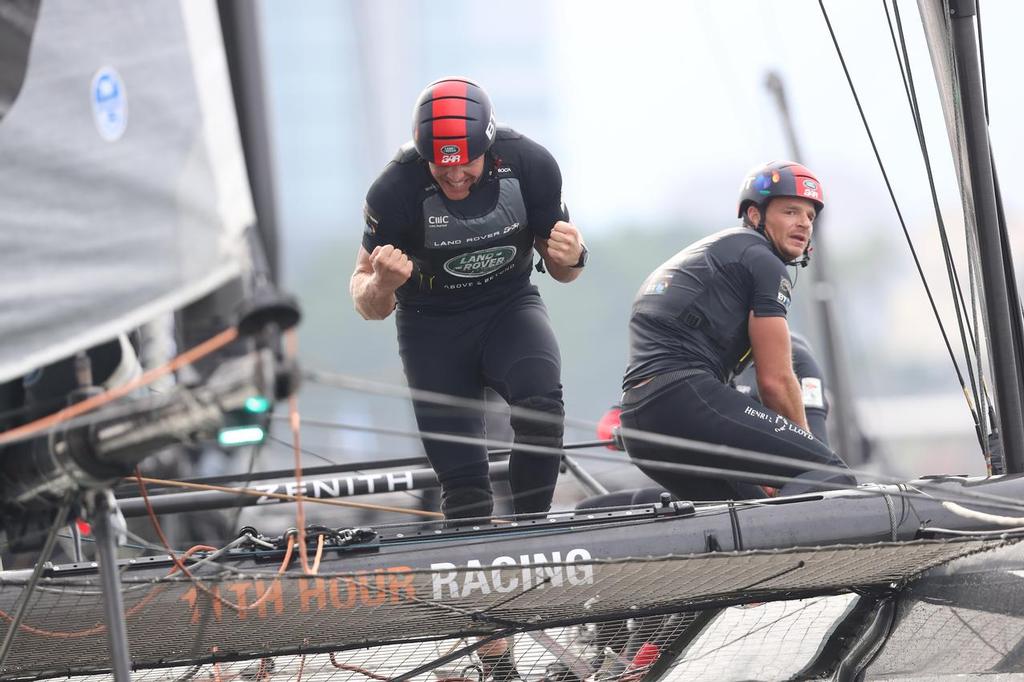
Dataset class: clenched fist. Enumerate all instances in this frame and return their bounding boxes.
[370,244,414,290]
[544,221,584,268]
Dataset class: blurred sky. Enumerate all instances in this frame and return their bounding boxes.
[257,0,1023,471]
[261,0,1023,363]
[261,0,1023,244]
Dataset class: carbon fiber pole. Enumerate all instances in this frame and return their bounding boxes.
[116,461,510,517]
[88,490,133,681]
[949,0,1024,472]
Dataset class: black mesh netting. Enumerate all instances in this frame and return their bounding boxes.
[0,537,1006,679]
[865,541,1024,680]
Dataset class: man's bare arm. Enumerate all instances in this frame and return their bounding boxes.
[534,220,584,283]
[748,312,809,431]
[350,245,413,320]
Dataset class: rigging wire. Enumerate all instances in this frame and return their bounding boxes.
[229,440,269,536]
[129,425,1024,529]
[816,0,983,445]
[884,0,989,456]
[132,475,443,519]
[263,435,430,507]
[133,466,306,616]
[975,0,989,121]
[298,371,1024,514]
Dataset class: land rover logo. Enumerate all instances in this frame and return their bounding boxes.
[440,144,460,155]
[444,246,517,278]
[802,179,818,190]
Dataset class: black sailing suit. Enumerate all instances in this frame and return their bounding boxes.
[579,331,833,509]
[618,228,855,500]
[362,127,569,519]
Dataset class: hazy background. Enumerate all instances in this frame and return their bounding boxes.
[253,0,1024,487]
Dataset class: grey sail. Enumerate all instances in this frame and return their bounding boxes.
[0,0,253,384]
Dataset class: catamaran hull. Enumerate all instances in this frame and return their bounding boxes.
[0,475,1019,679]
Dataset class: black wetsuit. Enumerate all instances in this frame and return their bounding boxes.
[363,127,569,519]
[733,332,829,447]
[617,228,855,500]
[578,331,832,509]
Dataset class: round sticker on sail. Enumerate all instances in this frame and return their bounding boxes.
[91,66,127,141]
[444,246,517,278]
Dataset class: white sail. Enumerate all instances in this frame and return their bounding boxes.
[0,0,253,384]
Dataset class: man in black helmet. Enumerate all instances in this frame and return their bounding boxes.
[350,77,587,521]
[617,161,855,499]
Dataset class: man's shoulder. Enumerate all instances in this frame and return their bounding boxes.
[367,146,431,207]
[695,227,764,256]
[709,228,781,264]
[491,127,556,167]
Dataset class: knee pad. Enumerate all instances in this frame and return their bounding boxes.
[441,479,493,520]
[509,395,564,446]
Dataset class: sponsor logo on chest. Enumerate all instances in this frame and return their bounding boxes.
[443,245,517,278]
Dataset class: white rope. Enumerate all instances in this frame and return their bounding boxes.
[941,500,1024,526]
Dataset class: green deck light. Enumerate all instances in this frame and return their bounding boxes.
[218,425,266,447]
[244,395,271,413]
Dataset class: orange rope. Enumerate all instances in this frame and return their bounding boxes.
[0,328,239,447]
[135,468,295,613]
[329,652,393,680]
[311,533,326,575]
[285,329,315,575]
[0,544,215,638]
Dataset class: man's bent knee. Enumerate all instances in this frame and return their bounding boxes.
[509,394,564,445]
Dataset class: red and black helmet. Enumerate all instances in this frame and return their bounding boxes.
[412,77,496,166]
[737,160,825,220]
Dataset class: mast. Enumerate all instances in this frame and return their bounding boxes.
[764,72,869,466]
[922,0,1024,471]
[217,1,282,284]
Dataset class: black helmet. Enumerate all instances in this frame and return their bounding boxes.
[737,160,825,220]
[412,77,496,166]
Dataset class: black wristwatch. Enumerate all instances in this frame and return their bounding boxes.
[571,243,589,269]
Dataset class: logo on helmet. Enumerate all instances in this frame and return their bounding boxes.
[485,117,496,141]
[803,179,818,190]
[440,144,460,155]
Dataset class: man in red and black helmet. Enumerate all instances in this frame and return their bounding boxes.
[350,77,587,521]
[617,161,855,499]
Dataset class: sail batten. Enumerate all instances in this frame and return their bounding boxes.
[0,0,253,384]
